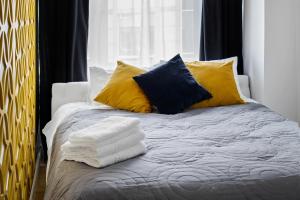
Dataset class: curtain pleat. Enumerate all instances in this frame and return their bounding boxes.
[39,0,89,157]
[200,0,243,74]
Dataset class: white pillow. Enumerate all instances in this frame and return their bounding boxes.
[88,67,111,102]
[206,57,247,101]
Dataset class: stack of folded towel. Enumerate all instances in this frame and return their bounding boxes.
[61,116,146,168]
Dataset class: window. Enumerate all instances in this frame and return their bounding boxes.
[88,0,202,70]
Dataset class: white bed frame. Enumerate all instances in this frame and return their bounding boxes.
[51,75,251,116]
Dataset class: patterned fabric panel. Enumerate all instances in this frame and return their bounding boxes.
[0,0,36,199]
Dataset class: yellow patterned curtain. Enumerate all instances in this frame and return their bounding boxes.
[0,0,36,199]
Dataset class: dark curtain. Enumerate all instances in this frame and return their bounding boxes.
[200,0,243,74]
[39,0,89,158]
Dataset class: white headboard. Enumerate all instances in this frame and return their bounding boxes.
[51,75,251,116]
[51,82,89,117]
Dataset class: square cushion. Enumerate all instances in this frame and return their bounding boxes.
[186,61,245,108]
[159,57,247,101]
[94,61,151,112]
[205,57,247,101]
[133,54,212,114]
[88,61,164,103]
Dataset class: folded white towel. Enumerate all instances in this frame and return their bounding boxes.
[61,131,145,157]
[63,141,146,168]
[68,126,143,149]
[68,116,140,145]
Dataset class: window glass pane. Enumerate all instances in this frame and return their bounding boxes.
[119,27,140,56]
[149,26,155,55]
[182,11,194,53]
[118,0,133,10]
[89,0,201,69]
[163,11,179,26]
[183,0,194,10]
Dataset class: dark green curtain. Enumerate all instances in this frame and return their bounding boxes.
[200,0,243,74]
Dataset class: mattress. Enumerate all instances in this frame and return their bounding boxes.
[44,103,300,200]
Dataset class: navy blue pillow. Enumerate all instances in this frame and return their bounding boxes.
[133,54,212,114]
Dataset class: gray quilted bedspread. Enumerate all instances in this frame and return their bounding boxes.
[44,103,300,200]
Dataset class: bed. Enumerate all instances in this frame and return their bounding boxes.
[44,76,300,200]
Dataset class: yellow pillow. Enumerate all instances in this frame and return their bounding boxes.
[94,61,151,112]
[186,61,244,108]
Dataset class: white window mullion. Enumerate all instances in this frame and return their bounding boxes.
[115,0,120,64]
[194,0,202,60]
[179,0,183,56]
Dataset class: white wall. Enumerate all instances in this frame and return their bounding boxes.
[243,0,265,102]
[297,0,300,122]
[243,0,300,122]
[264,0,298,120]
